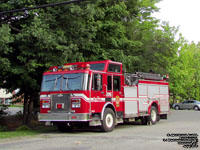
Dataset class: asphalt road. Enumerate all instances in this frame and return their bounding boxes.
[4,107,23,116]
[0,110,199,150]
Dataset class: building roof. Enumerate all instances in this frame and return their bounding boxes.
[0,89,12,98]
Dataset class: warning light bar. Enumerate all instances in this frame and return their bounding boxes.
[49,63,90,72]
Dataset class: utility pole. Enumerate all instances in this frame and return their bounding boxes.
[0,0,87,23]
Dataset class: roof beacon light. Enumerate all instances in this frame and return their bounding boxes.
[86,64,90,70]
[163,74,169,79]
[52,67,57,72]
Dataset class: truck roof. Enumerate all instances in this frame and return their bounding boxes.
[47,60,123,73]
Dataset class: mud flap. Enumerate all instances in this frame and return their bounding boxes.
[160,114,167,119]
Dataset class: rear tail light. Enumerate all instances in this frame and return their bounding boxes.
[42,100,50,109]
[71,98,81,108]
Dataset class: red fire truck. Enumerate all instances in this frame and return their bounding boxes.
[38,60,169,132]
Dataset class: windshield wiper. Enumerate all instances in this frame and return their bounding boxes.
[47,75,62,91]
[64,77,73,90]
[63,75,81,91]
[65,77,69,90]
[54,77,58,90]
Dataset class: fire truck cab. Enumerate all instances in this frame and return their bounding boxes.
[38,60,169,132]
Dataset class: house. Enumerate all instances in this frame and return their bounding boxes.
[0,89,12,105]
[0,89,23,105]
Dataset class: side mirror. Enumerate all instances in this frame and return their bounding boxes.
[97,74,102,91]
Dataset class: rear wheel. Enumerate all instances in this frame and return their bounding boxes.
[148,106,158,124]
[141,106,158,125]
[193,106,199,111]
[101,108,115,132]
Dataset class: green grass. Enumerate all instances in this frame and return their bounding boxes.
[9,105,23,108]
[0,126,57,139]
[0,130,38,139]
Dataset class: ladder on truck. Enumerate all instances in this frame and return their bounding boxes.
[124,72,163,86]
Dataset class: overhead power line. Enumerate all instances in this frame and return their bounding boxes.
[0,0,87,15]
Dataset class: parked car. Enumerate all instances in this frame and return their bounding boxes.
[173,100,200,111]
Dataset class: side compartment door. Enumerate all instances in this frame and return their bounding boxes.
[159,85,169,112]
[124,86,138,118]
[138,84,148,113]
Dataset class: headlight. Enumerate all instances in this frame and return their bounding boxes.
[71,98,81,108]
[41,100,50,109]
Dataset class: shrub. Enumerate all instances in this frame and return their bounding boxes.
[16,125,30,131]
[0,105,8,116]
[0,126,8,132]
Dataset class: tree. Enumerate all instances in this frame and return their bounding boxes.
[0,0,72,125]
[169,42,200,102]
[0,0,182,125]
[0,24,13,74]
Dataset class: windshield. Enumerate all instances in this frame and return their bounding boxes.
[90,63,105,71]
[41,75,62,91]
[41,73,87,92]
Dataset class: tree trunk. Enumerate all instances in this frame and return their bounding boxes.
[23,93,29,125]
[173,93,176,104]
[23,91,39,126]
[26,96,33,126]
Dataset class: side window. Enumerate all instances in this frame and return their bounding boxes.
[107,76,112,91]
[92,74,102,91]
[113,76,120,91]
[108,64,121,73]
[87,75,90,90]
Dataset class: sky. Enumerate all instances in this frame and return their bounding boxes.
[152,0,200,43]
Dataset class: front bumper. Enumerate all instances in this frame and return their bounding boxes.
[38,113,91,122]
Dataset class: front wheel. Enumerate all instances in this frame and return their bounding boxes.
[101,108,116,132]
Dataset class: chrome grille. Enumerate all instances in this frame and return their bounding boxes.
[51,94,71,112]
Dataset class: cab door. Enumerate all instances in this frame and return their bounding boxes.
[105,75,113,102]
[112,75,123,111]
[107,63,123,112]
[90,72,106,112]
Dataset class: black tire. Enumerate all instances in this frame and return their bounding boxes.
[101,108,116,132]
[193,106,199,111]
[57,122,73,132]
[157,115,160,122]
[146,106,158,125]
[174,105,180,110]
[141,116,148,125]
